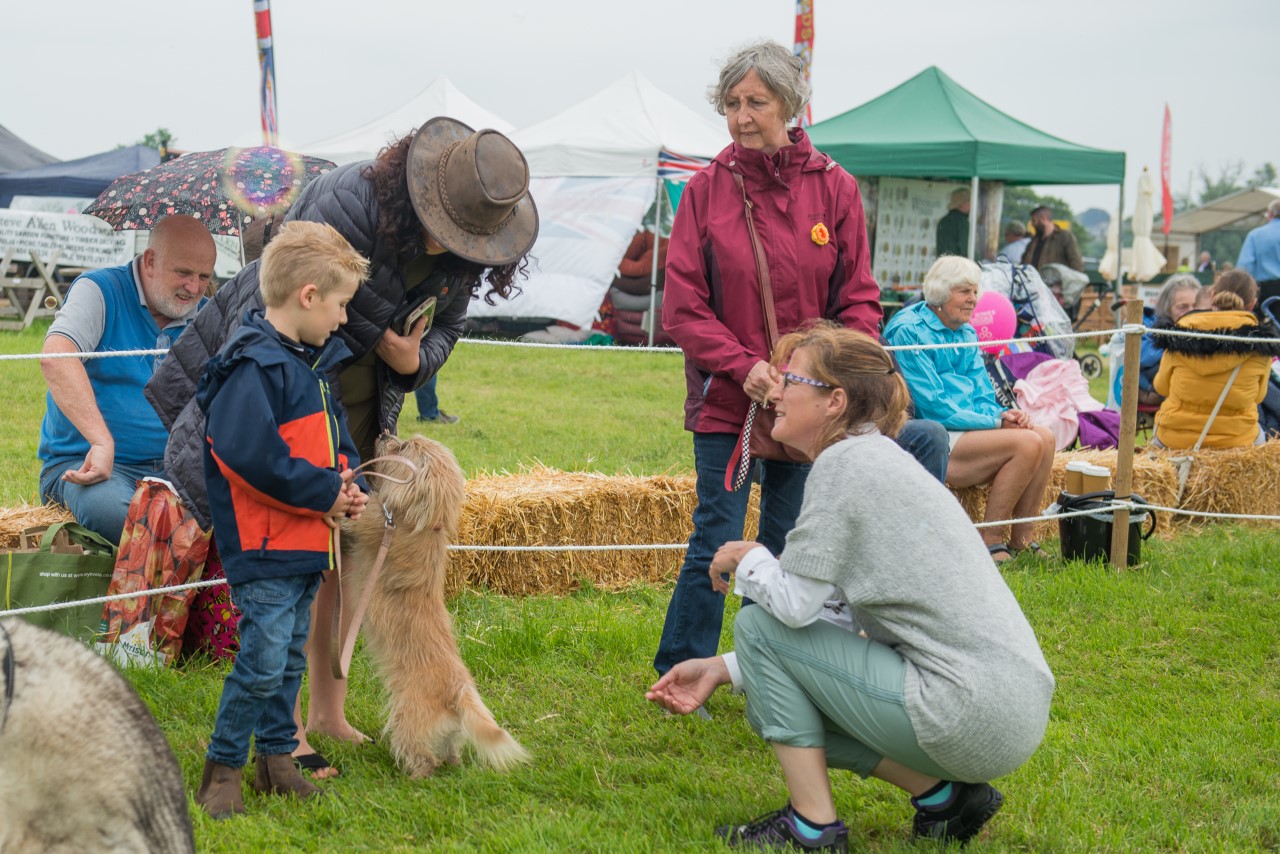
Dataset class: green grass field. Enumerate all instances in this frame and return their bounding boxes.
[4,323,1279,852]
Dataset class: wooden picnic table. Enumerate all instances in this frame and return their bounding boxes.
[0,249,70,331]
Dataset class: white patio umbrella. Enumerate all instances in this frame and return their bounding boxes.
[1098,218,1119,282]
[1130,167,1167,282]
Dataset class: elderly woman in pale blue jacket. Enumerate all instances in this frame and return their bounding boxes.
[883,256,1055,562]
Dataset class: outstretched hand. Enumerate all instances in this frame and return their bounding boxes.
[61,443,113,486]
[645,656,731,715]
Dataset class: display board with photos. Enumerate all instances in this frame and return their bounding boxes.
[872,178,968,296]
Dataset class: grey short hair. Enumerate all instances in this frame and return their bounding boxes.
[708,40,811,122]
[1269,199,1280,218]
[1004,220,1026,239]
[1154,274,1201,322]
[923,256,982,307]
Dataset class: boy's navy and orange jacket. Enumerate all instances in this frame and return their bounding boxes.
[197,310,362,584]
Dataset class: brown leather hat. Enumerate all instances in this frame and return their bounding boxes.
[406,117,538,267]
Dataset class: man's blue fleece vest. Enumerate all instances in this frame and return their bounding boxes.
[38,263,184,465]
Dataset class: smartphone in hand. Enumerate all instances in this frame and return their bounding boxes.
[401,296,437,336]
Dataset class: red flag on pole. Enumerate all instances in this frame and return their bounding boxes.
[1160,104,1173,235]
[255,0,279,147]
[793,0,815,128]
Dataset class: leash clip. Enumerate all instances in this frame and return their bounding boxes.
[382,504,395,529]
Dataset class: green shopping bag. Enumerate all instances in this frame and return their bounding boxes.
[2,521,117,642]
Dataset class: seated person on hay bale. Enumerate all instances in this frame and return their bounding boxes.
[1127,275,1203,407]
[1149,270,1280,450]
[37,215,214,545]
[883,256,1055,564]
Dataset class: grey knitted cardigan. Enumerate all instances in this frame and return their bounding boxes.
[781,431,1055,782]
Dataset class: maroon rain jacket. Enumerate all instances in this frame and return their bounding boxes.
[662,128,881,434]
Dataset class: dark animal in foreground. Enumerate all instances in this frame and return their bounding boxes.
[0,618,194,853]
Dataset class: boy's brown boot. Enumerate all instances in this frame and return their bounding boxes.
[196,758,245,819]
[252,753,323,799]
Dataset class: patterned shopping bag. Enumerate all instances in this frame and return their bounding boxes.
[96,479,211,667]
[181,539,240,661]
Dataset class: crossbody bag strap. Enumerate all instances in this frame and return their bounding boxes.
[1192,362,1244,453]
[724,172,779,493]
[733,171,779,351]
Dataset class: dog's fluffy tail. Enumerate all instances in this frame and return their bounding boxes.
[459,686,530,771]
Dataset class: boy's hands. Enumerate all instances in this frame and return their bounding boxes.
[324,469,369,529]
[341,469,369,519]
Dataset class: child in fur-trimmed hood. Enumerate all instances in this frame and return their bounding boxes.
[1149,270,1280,449]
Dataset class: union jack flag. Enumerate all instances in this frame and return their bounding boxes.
[255,0,278,147]
[657,149,710,182]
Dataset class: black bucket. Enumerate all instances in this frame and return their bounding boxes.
[1057,490,1156,564]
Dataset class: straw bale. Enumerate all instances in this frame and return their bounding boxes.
[1144,442,1280,525]
[452,468,759,596]
[0,503,74,550]
[951,450,1180,542]
[6,442,1276,596]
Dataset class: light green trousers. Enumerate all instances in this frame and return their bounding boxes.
[733,605,952,780]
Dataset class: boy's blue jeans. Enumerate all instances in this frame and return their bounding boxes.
[207,572,322,768]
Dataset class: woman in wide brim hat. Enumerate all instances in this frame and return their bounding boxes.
[147,116,539,777]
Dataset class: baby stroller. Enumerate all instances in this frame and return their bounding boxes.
[1039,263,1106,380]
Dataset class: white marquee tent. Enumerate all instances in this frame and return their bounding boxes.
[303,77,515,165]
[468,72,728,329]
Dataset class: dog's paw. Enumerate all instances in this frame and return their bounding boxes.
[403,756,441,780]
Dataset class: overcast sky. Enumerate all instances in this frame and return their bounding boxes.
[6,0,1275,216]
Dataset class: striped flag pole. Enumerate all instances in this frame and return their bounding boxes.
[254,0,279,147]
[793,0,814,127]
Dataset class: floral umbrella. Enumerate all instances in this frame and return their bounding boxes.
[84,146,335,236]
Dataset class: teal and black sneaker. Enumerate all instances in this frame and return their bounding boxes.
[911,782,1004,845]
[716,804,848,852]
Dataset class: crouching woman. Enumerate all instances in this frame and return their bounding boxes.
[646,323,1054,851]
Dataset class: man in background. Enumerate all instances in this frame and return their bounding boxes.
[999,221,1030,264]
[1238,199,1280,304]
[1022,205,1084,273]
[935,188,970,258]
[38,215,214,544]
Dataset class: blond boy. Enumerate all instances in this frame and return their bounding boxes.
[194,221,370,818]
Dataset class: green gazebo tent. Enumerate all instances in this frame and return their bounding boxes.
[808,66,1125,258]
[808,66,1124,185]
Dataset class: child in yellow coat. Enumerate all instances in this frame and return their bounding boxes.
[1151,271,1280,449]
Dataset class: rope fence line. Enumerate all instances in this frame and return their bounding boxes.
[5,499,1278,620]
[0,322,1158,362]
[9,319,1280,363]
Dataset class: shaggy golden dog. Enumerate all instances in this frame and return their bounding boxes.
[340,434,529,778]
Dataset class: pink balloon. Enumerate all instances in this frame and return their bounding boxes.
[970,291,1016,353]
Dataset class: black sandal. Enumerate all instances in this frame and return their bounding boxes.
[293,752,338,778]
[986,542,1013,563]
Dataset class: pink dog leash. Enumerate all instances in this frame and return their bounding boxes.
[330,454,417,681]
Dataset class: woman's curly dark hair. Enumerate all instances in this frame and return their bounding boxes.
[361,134,529,303]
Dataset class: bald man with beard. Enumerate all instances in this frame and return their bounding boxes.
[38,214,215,544]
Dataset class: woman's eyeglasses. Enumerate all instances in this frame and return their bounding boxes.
[781,371,836,390]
